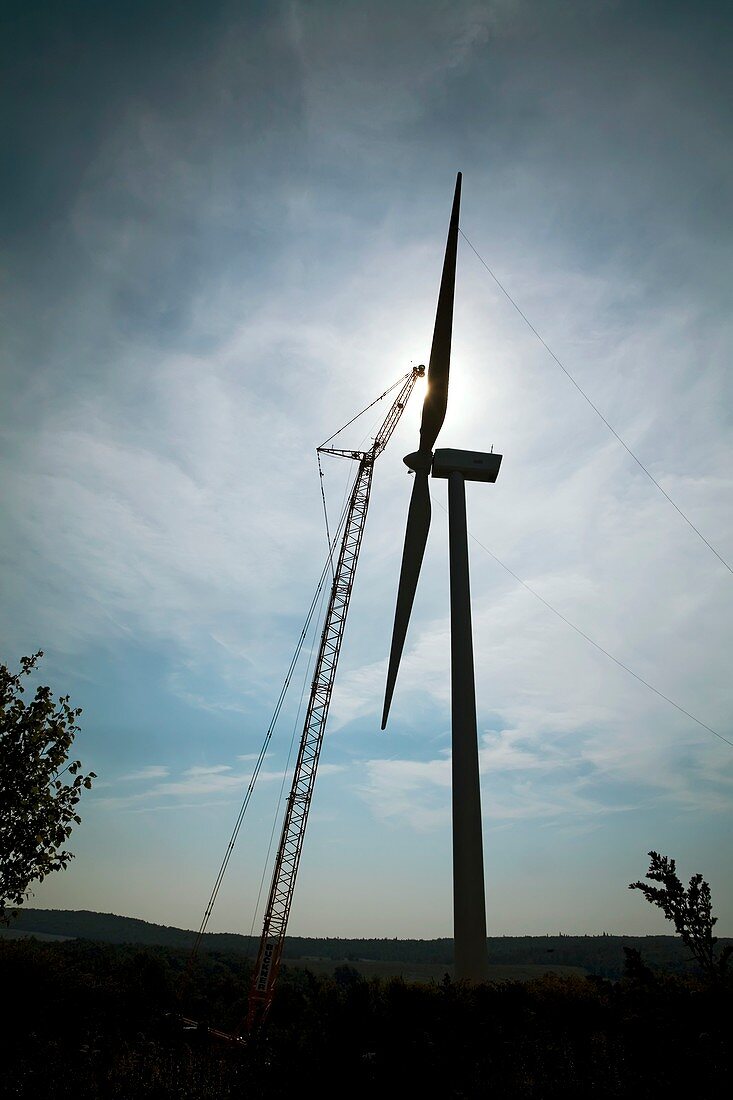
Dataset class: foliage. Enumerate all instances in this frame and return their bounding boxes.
[11,908,732,979]
[621,945,655,986]
[629,851,731,982]
[0,652,95,922]
[0,937,731,1097]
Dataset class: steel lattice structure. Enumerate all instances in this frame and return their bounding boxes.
[246,366,423,1029]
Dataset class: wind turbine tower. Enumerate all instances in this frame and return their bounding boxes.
[382,173,502,983]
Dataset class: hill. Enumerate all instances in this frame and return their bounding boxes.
[6,908,729,979]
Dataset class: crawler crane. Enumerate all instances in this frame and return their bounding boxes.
[245,365,425,1030]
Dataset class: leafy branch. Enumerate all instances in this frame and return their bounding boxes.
[629,851,731,982]
[1,652,96,923]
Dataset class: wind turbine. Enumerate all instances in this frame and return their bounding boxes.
[382,172,502,983]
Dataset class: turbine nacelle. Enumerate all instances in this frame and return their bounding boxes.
[432,448,502,484]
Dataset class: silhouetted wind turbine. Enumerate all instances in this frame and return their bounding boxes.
[382,172,502,983]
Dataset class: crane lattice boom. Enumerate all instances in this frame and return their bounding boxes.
[246,366,424,1029]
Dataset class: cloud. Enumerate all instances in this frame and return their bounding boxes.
[2,0,731,931]
[118,766,170,782]
[182,765,233,777]
[356,754,451,832]
[357,732,634,835]
[94,759,346,811]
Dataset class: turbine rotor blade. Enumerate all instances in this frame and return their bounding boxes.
[419,171,462,454]
[381,468,432,729]
[381,174,462,729]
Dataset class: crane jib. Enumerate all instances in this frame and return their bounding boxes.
[245,366,423,1033]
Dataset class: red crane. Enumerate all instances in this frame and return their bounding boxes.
[245,365,425,1030]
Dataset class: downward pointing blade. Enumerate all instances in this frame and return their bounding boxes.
[381,467,431,729]
[419,171,462,454]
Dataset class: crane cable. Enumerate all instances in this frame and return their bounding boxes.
[188,494,354,962]
[246,558,332,944]
[318,369,413,580]
[317,450,335,580]
[318,371,411,449]
[430,492,732,749]
[459,228,733,577]
[189,373,411,962]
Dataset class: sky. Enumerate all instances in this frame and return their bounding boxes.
[1,0,732,941]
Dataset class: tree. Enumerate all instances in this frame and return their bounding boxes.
[621,945,655,985]
[0,652,95,922]
[629,851,731,981]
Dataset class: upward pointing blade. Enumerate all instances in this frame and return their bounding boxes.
[419,171,461,454]
[382,173,462,729]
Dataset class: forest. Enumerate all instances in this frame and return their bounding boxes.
[8,906,728,978]
[2,933,730,1097]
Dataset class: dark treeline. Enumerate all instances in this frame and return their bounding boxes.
[2,936,731,1097]
[9,908,730,979]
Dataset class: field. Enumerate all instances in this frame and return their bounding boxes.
[7,909,727,980]
[284,956,587,982]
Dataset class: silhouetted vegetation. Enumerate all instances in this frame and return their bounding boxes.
[1,935,730,1097]
[0,654,95,923]
[630,851,732,981]
[9,908,731,980]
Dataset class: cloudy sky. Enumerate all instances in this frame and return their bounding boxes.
[2,0,731,940]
